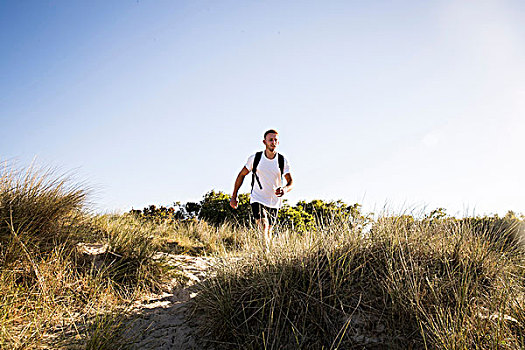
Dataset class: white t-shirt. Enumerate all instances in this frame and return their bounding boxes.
[245,152,291,209]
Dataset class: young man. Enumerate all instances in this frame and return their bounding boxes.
[230,129,293,249]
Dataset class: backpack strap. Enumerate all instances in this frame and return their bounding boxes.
[251,151,263,192]
[278,153,284,178]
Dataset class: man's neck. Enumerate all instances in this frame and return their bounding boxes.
[264,149,277,159]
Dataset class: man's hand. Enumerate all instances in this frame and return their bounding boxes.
[230,196,238,209]
[275,187,285,197]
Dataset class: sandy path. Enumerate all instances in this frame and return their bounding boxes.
[126,254,218,350]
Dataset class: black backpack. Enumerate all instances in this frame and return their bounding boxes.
[251,151,285,192]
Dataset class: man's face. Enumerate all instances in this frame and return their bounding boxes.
[263,133,279,151]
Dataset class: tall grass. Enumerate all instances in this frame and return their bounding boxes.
[2,160,524,349]
[0,163,164,348]
[86,214,167,296]
[195,215,525,349]
[0,162,86,261]
[0,162,90,347]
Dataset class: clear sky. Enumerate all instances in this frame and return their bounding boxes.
[1,0,524,216]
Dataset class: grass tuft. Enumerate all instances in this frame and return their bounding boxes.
[0,162,86,262]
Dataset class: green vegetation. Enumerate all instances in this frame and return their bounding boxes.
[130,190,368,233]
[1,161,523,349]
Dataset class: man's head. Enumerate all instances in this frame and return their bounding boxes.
[263,129,279,152]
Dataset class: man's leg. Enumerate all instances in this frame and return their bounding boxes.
[252,203,269,250]
[260,206,278,251]
[251,203,278,252]
[256,217,271,251]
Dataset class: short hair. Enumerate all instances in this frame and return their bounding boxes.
[264,129,279,139]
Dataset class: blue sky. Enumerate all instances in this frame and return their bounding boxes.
[1,0,524,216]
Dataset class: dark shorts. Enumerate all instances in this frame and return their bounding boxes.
[251,202,278,225]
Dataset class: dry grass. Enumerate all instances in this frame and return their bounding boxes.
[195,216,525,349]
[0,162,86,261]
[121,214,258,256]
[2,161,524,349]
[0,163,165,348]
[0,162,90,348]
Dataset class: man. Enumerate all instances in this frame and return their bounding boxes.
[230,129,293,249]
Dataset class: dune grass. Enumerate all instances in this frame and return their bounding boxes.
[2,160,524,349]
[0,161,257,348]
[0,162,90,348]
[195,215,525,349]
[0,163,167,348]
[0,162,86,262]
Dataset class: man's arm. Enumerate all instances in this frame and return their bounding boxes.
[230,167,250,209]
[275,173,293,197]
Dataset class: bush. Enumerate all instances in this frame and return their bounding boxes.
[297,199,367,228]
[131,190,371,236]
[131,201,202,222]
[277,201,315,232]
[198,190,252,226]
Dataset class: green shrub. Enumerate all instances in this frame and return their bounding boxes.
[198,190,252,226]
[296,199,365,227]
[131,191,370,236]
[277,201,315,232]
